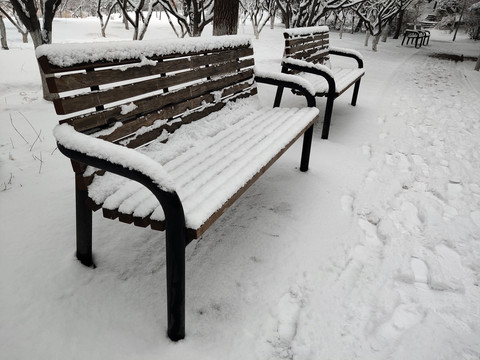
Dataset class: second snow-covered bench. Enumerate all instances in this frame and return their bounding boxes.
[36,36,319,341]
[275,26,365,139]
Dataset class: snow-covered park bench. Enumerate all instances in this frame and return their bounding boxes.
[401,29,430,48]
[36,37,319,341]
[274,26,365,139]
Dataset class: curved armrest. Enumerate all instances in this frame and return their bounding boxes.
[329,47,364,68]
[254,67,317,107]
[54,123,176,193]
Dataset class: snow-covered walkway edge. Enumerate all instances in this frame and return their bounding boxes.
[1,17,480,360]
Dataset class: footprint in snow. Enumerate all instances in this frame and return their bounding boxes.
[275,288,304,346]
[410,257,429,289]
[471,211,480,227]
[370,303,425,351]
[340,194,354,214]
[428,245,466,293]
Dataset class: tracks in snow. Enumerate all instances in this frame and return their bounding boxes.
[262,54,480,359]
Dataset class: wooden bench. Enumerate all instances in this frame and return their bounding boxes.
[274,26,365,139]
[36,36,319,341]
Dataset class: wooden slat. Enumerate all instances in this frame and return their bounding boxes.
[37,44,252,74]
[54,58,255,115]
[286,39,329,56]
[64,69,254,136]
[121,87,257,149]
[285,33,329,47]
[100,80,255,144]
[48,47,254,93]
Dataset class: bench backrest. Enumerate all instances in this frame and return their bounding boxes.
[36,37,256,150]
[283,26,330,70]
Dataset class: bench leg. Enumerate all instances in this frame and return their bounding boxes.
[165,213,186,341]
[274,86,284,107]
[75,185,93,267]
[351,79,361,106]
[300,125,313,172]
[321,96,335,139]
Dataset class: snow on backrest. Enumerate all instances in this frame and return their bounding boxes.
[36,36,257,148]
[283,26,330,67]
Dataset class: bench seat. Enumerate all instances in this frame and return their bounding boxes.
[80,98,317,238]
[296,67,366,96]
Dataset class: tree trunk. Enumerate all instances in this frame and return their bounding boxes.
[355,18,363,32]
[381,22,390,42]
[0,14,8,49]
[364,31,370,46]
[213,0,239,35]
[372,33,380,51]
[393,9,404,39]
[475,51,480,71]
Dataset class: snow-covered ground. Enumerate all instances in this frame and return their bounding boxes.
[1,15,480,360]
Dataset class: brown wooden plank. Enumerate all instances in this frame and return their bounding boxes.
[118,212,134,224]
[133,216,151,228]
[289,48,329,62]
[150,219,165,231]
[121,86,257,149]
[100,80,256,144]
[54,58,255,115]
[65,69,254,134]
[49,47,254,93]
[37,44,253,74]
[285,40,329,56]
[103,208,119,219]
[285,33,329,47]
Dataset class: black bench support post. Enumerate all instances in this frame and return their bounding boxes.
[163,192,187,341]
[75,185,93,267]
[322,95,335,139]
[300,125,314,172]
[351,79,361,106]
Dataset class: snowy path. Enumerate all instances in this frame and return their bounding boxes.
[260,53,480,359]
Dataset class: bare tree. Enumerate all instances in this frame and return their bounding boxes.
[0,2,30,43]
[240,0,274,38]
[97,0,117,37]
[9,0,62,99]
[0,13,8,49]
[9,0,62,47]
[355,0,413,51]
[277,0,365,28]
[159,0,214,36]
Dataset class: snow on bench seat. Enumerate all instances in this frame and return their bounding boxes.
[87,98,318,237]
[296,68,366,96]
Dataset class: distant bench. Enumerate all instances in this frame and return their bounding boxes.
[274,26,365,139]
[36,37,319,341]
[401,29,430,48]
